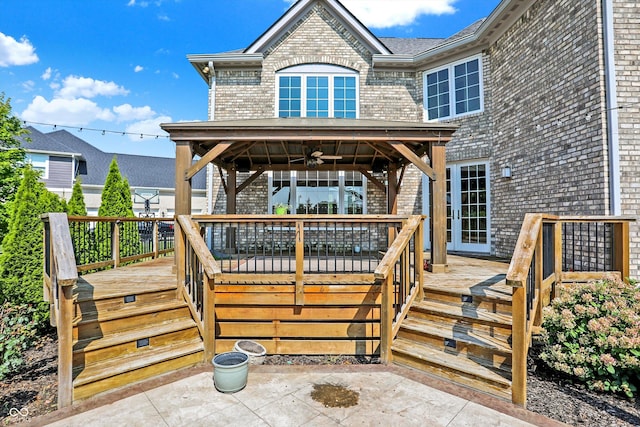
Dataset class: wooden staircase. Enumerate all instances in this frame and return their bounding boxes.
[392,277,513,400]
[71,270,204,401]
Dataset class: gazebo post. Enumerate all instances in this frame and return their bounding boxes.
[429,141,448,272]
[175,141,193,288]
[226,166,237,251]
[387,164,398,214]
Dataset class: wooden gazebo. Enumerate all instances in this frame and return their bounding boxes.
[160,118,457,272]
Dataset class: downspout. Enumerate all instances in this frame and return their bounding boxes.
[602,0,621,215]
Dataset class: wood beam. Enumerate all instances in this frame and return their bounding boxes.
[388,141,436,180]
[387,164,398,215]
[217,166,228,194]
[358,168,386,192]
[185,141,233,180]
[429,142,447,272]
[236,167,265,194]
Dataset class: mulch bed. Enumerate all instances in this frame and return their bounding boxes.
[1,334,638,426]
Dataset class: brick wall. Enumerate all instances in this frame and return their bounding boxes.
[613,0,640,277]
[487,0,609,258]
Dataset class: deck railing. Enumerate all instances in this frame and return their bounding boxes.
[67,216,175,273]
[175,214,423,356]
[42,213,78,408]
[506,213,634,407]
[375,215,425,363]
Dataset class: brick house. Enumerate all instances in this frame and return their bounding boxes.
[184,0,639,276]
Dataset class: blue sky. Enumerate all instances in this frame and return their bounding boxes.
[0,0,500,158]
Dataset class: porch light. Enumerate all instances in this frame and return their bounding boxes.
[501,165,512,179]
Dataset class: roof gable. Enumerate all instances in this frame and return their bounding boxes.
[245,0,391,55]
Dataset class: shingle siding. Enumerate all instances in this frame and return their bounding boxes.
[45,156,73,188]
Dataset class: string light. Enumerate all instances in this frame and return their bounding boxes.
[22,120,171,140]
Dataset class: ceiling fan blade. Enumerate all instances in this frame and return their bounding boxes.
[310,150,324,158]
[316,158,325,165]
[319,155,342,160]
[290,157,305,162]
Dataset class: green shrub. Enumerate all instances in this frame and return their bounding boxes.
[540,277,640,398]
[0,302,39,380]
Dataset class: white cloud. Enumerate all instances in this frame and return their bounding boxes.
[125,115,171,140]
[113,104,156,122]
[172,72,179,79]
[21,96,115,126]
[134,65,144,72]
[56,75,129,99]
[284,0,457,28]
[127,0,150,6]
[41,67,52,80]
[158,14,170,22]
[0,32,39,67]
[22,80,36,92]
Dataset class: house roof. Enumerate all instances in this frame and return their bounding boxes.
[161,118,457,174]
[188,0,534,79]
[23,127,206,190]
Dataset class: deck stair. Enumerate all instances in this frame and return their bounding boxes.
[71,270,203,401]
[392,276,513,400]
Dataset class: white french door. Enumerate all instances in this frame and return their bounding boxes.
[446,162,490,253]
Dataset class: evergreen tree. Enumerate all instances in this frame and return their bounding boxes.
[67,178,87,216]
[96,157,139,260]
[0,94,27,242]
[0,167,64,327]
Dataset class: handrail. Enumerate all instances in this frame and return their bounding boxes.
[177,215,221,361]
[42,213,78,409]
[506,213,634,407]
[67,216,175,272]
[376,215,425,363]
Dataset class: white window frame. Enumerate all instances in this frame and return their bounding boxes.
[26,153,49,179]
[423,55,484,121]
[275,64,359,118]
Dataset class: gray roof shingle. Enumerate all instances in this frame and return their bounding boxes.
[23,127,206,190]
[379,37,443,55]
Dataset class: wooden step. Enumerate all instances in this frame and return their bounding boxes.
[398,316,512,368]
[392,337,511,400]
[73,338,204,401]
[410,300,512,337]
[73,318,200,366]
[74,301,191,340]
[423,282,512,314]
[76,287,179,317]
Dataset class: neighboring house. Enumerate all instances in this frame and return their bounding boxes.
[23,127,207,216]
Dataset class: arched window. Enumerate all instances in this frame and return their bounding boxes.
[276,64,359,118]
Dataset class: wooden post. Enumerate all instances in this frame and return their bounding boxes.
[58,284,74,408]
[295,220,304,306]
[511,284,527,407]
[387,164,398,215]
[429,142,447,273]
[112,221,120,268]
[175,142,193,290]
[553,220,563,300]
[226,167,237,251]
[613,221,630,282]
[416,217,425,301]
[203,276,215,362]
[380,275,394,363]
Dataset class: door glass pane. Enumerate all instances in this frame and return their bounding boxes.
[459,164,487,244]
[344,171,363,214]
[446,168,452,243]
[272,171,292,213]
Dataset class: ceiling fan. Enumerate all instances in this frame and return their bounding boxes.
[290,148,342,167]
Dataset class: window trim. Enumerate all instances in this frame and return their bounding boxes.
[423,55,484,121]
[26,153,49,179]
[275,64,359,119]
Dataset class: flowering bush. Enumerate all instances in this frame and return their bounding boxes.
[540,277,640,398]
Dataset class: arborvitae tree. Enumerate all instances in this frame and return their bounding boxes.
[0,94,27,242]
[97,157,138,260]
[67,178,87,216]
[0,167,64,327]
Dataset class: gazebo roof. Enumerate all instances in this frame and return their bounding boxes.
[161,118,457,173]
